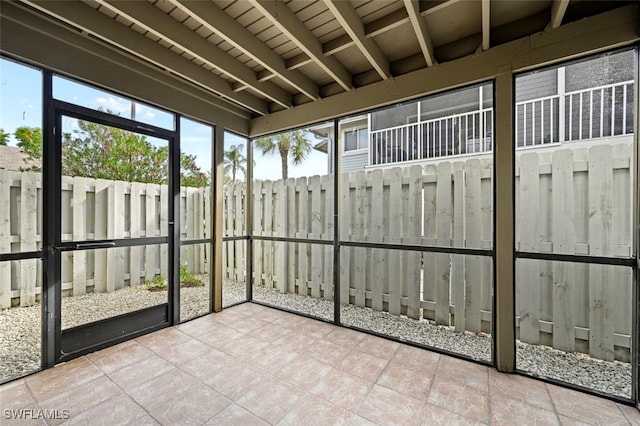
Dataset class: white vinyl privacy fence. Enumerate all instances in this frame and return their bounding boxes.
[1,138,633,361]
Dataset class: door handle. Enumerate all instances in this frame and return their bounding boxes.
[54,242,117,251]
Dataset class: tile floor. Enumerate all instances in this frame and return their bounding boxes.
[2,302,639,425]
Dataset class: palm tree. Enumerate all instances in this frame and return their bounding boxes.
[255,130,312,180]
[223,144,246,190]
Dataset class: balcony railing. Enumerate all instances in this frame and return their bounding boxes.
[370,109,493,166]
[370,80,634,166]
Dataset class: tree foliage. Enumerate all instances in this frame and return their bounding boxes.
[255,130,312,180]
[62,119,208,187]
[14,126,42,160]
[223,144,246,189]
[0,128,9,145]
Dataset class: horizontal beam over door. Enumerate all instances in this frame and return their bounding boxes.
[249,4,639,137]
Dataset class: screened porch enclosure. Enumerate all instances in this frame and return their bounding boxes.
[1,0,639,413]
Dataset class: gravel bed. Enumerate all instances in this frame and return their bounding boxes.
[0,282,632,399]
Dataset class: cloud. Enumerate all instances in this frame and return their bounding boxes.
[96,96,130,115]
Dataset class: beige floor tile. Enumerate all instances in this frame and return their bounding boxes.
[421,404,486,425]
[336,350,389,382]
[243,343,302,374]
[276,354,332,391]
[618,403,640,426]
[226,316,271,334]
[106,355,173,392]
[87,340,153,375]
[377,362,432,399]
[153,338,210,365]
[62,393,157,425]
[298,319,336,339]
[490,394,560,426]
[488,369,554,412]
[205,403,270,425]
[436,356,489,391]
[176,315,219,337]
[37,376,121,424]
[324,327,366,350]
[310,368,373,412]
[2,404,48,425]
[25,358,103,403]
[547,384,629,425]
[135,327,190,353]
[248,321,295,342]
[307,338,350,366]
[197,324,246,349]
[180,348,234,380]
[279,393,354,426]
[217,334,272,359]
[0,380,36,410]
[391,345,440,371]
[128,368,231,424]
[427,374,489,423]
[357,384,425,426]
[355,334,400,360]
[196,358,265,401]
[236,376,301,424]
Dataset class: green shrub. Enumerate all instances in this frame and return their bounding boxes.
[179,265,205,288]
[144,275,167,292]
[143,266,205,291]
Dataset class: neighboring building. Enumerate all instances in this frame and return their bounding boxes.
[313,50,634,173]
[0,144,40,171]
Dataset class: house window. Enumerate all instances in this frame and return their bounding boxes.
[344,128,368,152]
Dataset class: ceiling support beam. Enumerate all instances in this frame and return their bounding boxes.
[323,0,390,80]
[403,0,437,67]
[250,4,639,136]
[249,0,353,92]
[549,0,570,30]
[170,0,319,101]
[99,0,292,108]
[482,0,490,50]
[23,0,268,115]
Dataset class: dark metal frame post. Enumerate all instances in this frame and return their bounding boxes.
[169,119,181,324]
[333,119,341,324]
[246,137,254,302]
[212,126,224,312]
[41,70,59,368]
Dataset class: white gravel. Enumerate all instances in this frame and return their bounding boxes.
[0,281,632,399]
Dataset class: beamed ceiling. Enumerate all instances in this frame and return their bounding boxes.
[1,0,637,135]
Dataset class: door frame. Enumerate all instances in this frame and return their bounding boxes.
[43,97,181,365]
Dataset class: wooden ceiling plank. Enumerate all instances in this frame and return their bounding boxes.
[23,0,268,114]
[550,0,570,29]
[250,0,353,91]
[403,0,437,66]
[98,0,292,108]
[323,0,391,80]
[171,0,319,101]
[482,0,490,50]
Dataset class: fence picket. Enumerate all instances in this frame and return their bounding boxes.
[406,165,422,319]
[370,169,384,311]
[310,176,322,298]
[0,170,11,308]
[517,153,541,344]
[354,171,367,307]
[113,181,126,290]
[274,180,286,293]
[464,159,482,332]
[435,162,452,325]
[72,177,86,296]
[253,181,263,286]
[296,177,308,295]
[588,144,615,361]
[452,165,465,331]
[19,172,38,306]
[422,165,437,320]
[340,175,351,305]
[130,182,142,286]
[551,149,575,352]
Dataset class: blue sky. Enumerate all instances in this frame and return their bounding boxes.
[0,57,329,181]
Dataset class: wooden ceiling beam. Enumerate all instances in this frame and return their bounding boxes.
[170,0,319,101]
[403,0,437,66]
[323,0,390,80]
[249,0,353,91]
